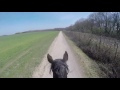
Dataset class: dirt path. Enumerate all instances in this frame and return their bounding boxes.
[32,31,85,78]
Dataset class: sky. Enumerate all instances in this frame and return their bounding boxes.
[0,12,92,35]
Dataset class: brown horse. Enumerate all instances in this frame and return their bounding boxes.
[47,51,69,78]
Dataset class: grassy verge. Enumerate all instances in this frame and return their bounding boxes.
[63,31,120,78]
[63,32,104,78]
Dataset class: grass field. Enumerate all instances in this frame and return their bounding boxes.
[0,31,59,78]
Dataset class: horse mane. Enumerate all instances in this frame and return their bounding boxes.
[49,61,69,75]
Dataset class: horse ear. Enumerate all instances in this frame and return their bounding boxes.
[47,54,53,63]
[63,51,68,62]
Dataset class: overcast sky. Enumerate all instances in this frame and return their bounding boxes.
[0,12,92,35]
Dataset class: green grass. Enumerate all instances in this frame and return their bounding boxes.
[0,31,59,78]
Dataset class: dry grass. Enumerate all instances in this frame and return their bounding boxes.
[63,32,104,78]
[64,31,120,78]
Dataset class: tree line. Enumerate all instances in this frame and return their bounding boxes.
[65,12,120,39]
